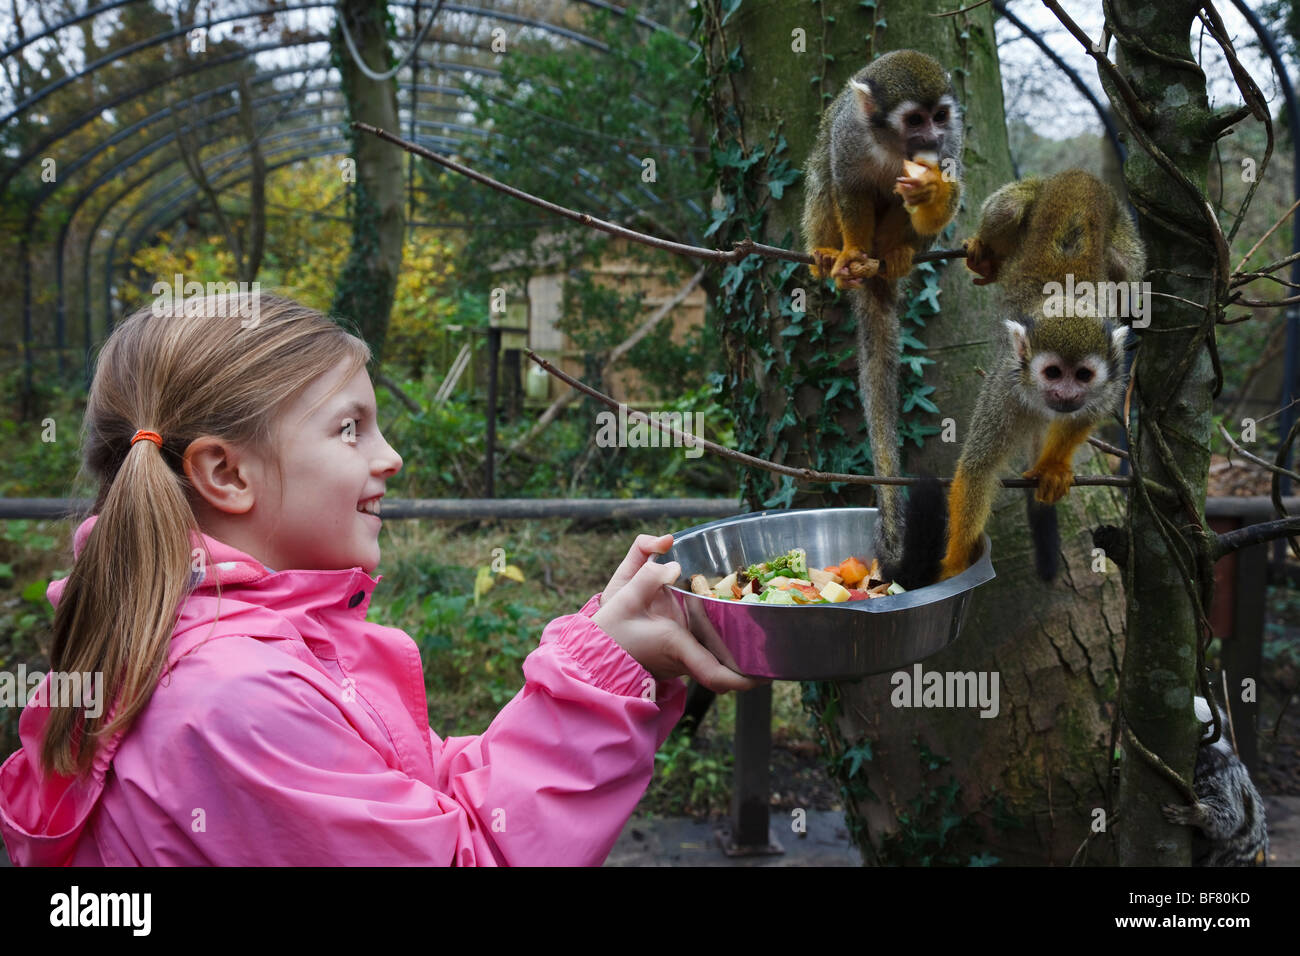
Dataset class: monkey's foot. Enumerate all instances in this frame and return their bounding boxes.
[879,246,916,281]
[964,236,999,285]
[1024,461,1074,504]
[831,247,879,288]
[809,247,840,280]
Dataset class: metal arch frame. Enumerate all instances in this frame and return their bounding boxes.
[992,0,1126,171]
[2,33,333,197]
[104,114,675,318]
[61,93,348,354]
[41,69,667,378]
[96,142,355,328]
[2,0,630,128]
[109,130,353,314]
[0,0,685,64]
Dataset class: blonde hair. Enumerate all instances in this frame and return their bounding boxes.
[43,292,370,777]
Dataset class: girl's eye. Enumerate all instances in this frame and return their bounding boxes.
[340,418,361,442]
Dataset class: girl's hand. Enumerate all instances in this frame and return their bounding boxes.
[592,534,766,694]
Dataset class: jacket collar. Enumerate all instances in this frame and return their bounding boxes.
[47,515,383,626]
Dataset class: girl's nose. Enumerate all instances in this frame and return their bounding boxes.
[375,437,402,476]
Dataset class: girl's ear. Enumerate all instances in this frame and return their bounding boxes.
[183,437,256,515]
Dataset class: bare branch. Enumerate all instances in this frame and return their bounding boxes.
[1214,515,1300,559]
[526,350,1133,491]
[352,122,966,270]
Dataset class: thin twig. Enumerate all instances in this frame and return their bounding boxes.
[932,0,990,17]
[1090,435,1129,460]
[525,350,1132,491]
[1217,421,1300,483]
[1233,197,1300,274]
[352,122,966,270]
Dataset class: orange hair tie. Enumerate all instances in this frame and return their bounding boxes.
[130,430,163,448]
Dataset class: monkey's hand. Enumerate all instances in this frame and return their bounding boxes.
[809,247,840,280]
[895,158,956,236]
[1162,801,1206,830]
[963,236,999,285]
[1023,458,1074,504]
[830,247,880,288]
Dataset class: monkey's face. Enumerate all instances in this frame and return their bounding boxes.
[1029,353,1108,413]
[1007,319,1116,415]
[889,95,958,159]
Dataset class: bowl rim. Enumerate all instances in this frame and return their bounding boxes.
[658,506,995,613]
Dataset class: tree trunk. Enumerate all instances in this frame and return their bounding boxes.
[1105,0,1218,866]
[332,0,405,361]
[716,0,1127,864]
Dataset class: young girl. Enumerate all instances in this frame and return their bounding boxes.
[0,293,757,866]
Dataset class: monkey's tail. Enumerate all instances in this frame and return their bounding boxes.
[881,475,947,590]
[854,278,904,569]
[1025,491,1060,581]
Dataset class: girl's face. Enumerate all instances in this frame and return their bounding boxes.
[253,358,403,574]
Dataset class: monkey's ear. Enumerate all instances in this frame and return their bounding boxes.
[1110,322,1130,356]
[1004,319,1031,362]
[849,78,877,116]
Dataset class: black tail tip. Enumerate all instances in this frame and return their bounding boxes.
[882,475,947,590]
[1026,492,1060,581]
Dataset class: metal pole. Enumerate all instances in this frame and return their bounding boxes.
[486,326,501,499]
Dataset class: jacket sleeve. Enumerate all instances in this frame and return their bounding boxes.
[431,592,687,865]
[129,594,683,866]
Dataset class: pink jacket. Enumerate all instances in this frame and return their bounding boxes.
[0,517,685,865]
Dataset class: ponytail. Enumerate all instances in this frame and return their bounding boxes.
[42,427,199,777]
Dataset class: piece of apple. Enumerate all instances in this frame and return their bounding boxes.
[819,581,852,603]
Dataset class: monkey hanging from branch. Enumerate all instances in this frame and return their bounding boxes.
[941,168,1146,581]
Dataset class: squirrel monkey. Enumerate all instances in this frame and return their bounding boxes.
[940,169,1145,582]
[800,50,963,574]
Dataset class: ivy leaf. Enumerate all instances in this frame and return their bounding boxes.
[843,741,873,778]
[903,385,939,414]
[917,282,942,311]
[969,852,1000,867]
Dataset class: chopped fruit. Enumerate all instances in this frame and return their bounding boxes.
[689,548,911,604]
[838,557,870,587]
[819,581,851,603]
[808,567,842,589]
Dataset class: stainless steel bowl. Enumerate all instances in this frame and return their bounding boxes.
[656,507,994,681]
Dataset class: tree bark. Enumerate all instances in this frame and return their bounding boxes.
[720,0,1128,864]
[1105,0,1218,866]
[332,0,405,361]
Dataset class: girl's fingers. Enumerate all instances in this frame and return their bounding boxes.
[615,558,680,610]
[603,533,674,601]
[670,629,768,693]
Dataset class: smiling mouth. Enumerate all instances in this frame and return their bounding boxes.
[358,497,383,517]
